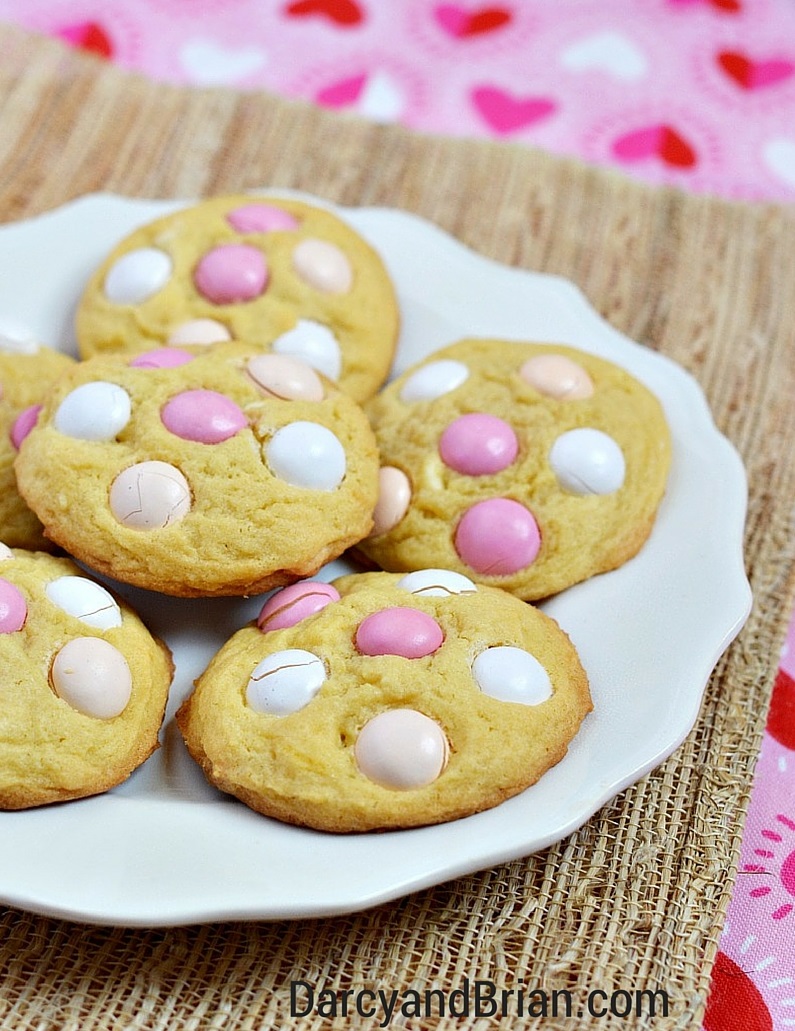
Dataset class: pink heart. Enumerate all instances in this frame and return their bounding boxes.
[436,4,468,35]
[316,73,366,107]
[747,58,794,88]
[471,86,556,133]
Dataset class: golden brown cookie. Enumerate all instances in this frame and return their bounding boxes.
[14,344,380,597]
[359,339,672,600]
[0,337,75,550]
[75,194,400,402]
[177,569,591,833]
[0,547,172,809]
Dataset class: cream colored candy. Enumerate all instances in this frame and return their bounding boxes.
[246,353,325,401]
[109,460,192,529]
[292,239,353,294]
[520,354,594,400]
[50,637,132,719]
[45,576,122,630]
[371,466,411,536]
[271,320,342,381]
[166,318,232,346]
[355,709,449,790]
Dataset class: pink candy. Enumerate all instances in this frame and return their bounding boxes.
[439,413,518,475]
[227,204,299,234]
[0,578,27,633]
[355,607,444,658]
[161,389,248,444]
[258,581,340,631]
[9,405,41,450]
[455,498,541,575]
[193,244,268,304]
[130,348,194,369]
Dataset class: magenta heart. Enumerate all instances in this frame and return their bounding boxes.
[316,73,366,108]
[613,125,663,161]
[471,86,556,133]
[435,4,468,35]
[749,57,794,87]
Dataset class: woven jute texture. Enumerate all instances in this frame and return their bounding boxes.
[1,24,794,1031]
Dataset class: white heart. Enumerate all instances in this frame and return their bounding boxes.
[357,72,404,123]
[180,40,266,85]
[763,138,795,189]
[560,31,647,82]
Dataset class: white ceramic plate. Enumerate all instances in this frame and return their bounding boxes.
[0,194,751,926]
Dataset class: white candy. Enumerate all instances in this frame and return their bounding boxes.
[472,646,552,706]
[0,332,39,355]
[54,381,131,441]
[103,247,172,304]
[166,318,231,346]
[266,421,346,491]
[246,649,326,715]
[399,360,469,402]
[549,428,626,495]
[396,569,477,597]
[0,543,13,560]
[45,576,122,630]
[272,320,342,381]
[51,637,132,719]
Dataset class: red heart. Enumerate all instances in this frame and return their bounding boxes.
[612,125,697,169]
[669,0,741,13]
[284,0,364,27]
[435,5,512,38]
[718,50,795,89]
[57,21,114,59]
[768,668,795,750]
[704,952,772,1031]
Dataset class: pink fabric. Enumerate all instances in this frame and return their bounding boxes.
[0,1,793,1023]
[2,0,795,201]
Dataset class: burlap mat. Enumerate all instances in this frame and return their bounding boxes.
[1,24,793,1030]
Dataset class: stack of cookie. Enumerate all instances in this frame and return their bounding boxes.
[2,193,671,832]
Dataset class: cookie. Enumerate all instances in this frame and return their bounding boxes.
[75,194,400,402]
[14,344,380,597]
[0,336,75,550]
[176,569,591,833]
[359,339,672,601]
[0,547,172,809]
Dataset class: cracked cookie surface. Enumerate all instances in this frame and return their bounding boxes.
[359,339,672,601]
[0,548,172,809]
[177,569,591,833]
[0,339,75,550]
[14,344,380,596]
[75,194,400,403]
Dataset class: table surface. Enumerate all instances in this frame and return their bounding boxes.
[0,3,794,1029]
